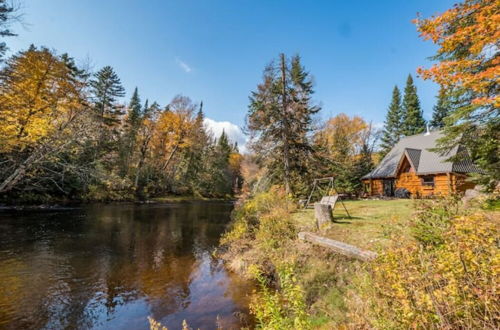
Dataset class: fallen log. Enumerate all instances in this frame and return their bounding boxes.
[298,231,378,262]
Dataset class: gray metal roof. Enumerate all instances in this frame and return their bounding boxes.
[362,130,479,179]
[405,148,421,170]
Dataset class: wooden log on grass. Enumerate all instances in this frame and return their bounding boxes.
[314,203,333,228]
[298,231,378,261]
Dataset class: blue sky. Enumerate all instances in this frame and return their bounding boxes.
[8,0,455,145]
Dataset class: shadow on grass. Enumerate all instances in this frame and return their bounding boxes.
[332,215,362,223]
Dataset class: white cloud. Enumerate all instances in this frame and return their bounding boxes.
[204,118,248,153]
[175,57,192,73]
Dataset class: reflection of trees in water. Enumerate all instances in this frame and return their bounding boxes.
[0,202,253,329]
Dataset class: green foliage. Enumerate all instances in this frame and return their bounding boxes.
[90,66,126,127]
[410,197,462,247]
[401,74,426,136]
[430,87,453,129]
[0,0,17,59]
[380,85,403,157]
[247,53,319,196]
[250,264,311,330]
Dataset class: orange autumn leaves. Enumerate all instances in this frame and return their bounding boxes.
[414,0,500,107]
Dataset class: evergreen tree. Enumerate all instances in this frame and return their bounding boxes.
[247,53,319,195]
[212,130,232,196]
[120,88,142,176]
[380,86,403,157]
[0,0,17,60]
[401,74,426,136]
[184,103,210,195]
[127,87,142,127]
[90,66,125,126]
[430,87,452,129]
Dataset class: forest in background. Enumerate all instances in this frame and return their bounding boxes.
[0,2,242,202]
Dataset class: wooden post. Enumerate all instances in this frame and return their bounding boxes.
[314,203,333,229]
[298,232,378,261]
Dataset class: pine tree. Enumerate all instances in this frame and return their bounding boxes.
[401,74,426,136]
[90,66,125,126]
[247,53,319,195]
[380,86,403,157]
[430,87,452,129]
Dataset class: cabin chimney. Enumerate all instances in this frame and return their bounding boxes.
[424,123,431,136]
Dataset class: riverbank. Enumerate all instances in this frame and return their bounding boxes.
[218,189,499,328]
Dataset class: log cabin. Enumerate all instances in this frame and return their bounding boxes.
[361,130,479,197]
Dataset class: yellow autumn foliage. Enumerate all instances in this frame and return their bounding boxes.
[0,47,85,152]
[372,211,499,329]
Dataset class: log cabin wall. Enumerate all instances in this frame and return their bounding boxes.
[363,173,474,197]
[396,173,452,197]
[363,179,384,195]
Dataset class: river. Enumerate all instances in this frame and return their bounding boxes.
[0,201,253,329]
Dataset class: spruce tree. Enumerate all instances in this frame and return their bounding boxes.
[380,86,403,157]
[430,87,452,129]
[247,53,319,195]
[127,87,142,127]
[90,66,125,126]
[0,0,17,60]
[401,74,426,136]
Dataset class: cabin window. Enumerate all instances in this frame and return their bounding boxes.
[421,175,435,187]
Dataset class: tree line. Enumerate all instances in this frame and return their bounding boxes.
[0,4,241,201]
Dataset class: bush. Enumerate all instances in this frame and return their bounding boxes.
[410,197,463,247]
[372,208,499,329]
[221,186,296,246]
[250,264,311,330]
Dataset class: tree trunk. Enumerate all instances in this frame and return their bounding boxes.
[280,53,291,195]
[0,152,39,193]
[161,143,179,172]
[314,203,333,229]
[298,231,378,261]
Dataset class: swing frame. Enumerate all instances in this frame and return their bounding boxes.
[304,176,351,218]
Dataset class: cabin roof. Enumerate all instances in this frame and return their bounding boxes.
[362,130,480,179]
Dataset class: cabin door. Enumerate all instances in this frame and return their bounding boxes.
[383,179,395,197]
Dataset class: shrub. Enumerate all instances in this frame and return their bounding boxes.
[250,264,311,330]
[410,197,463,247]
[372,211,499,329]
[221,186,296,245]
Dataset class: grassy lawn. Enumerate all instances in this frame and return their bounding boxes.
[293,199,415,251]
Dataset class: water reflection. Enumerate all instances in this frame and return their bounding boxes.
[0,202,253,329]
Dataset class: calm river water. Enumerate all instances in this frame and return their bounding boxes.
[0,202,254,329]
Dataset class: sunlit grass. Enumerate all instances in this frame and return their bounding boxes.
[292,199,414,250]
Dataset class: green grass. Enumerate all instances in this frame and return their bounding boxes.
[293,199,414,250]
